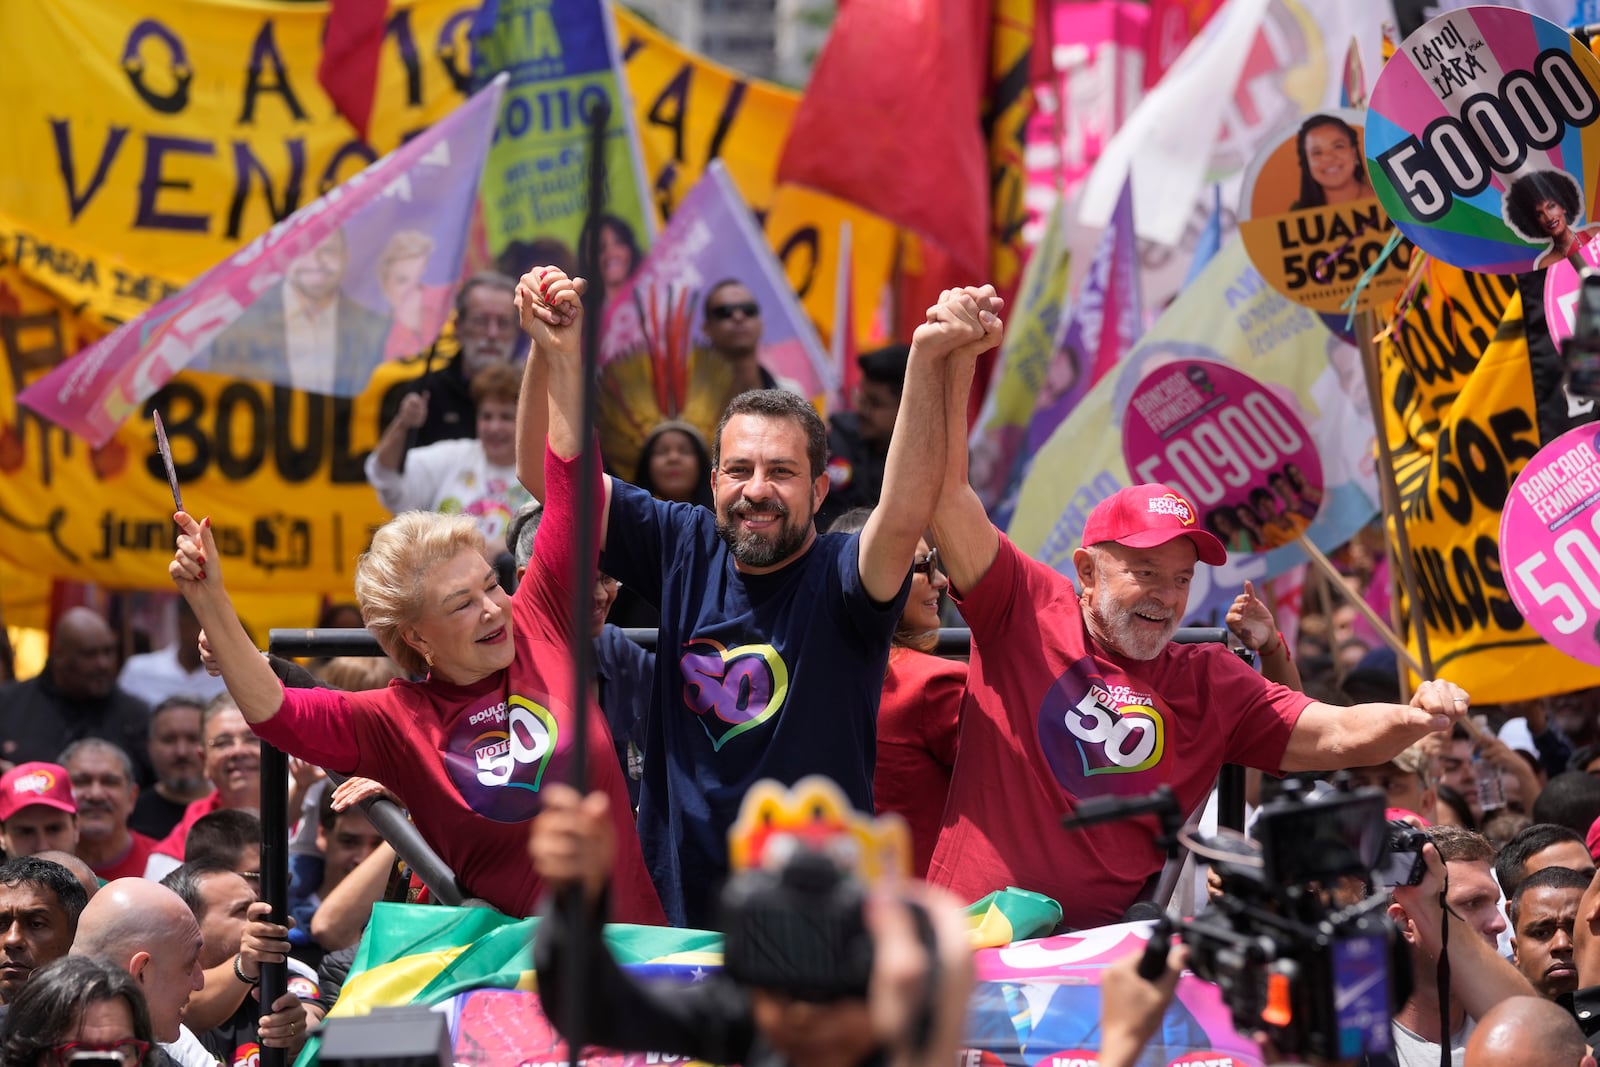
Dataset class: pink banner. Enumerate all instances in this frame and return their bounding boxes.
[1022,1,1148,240]
[18,78,505,447]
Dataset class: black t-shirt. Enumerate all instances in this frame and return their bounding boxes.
[129,790,190,840]
[199,965,320,1067]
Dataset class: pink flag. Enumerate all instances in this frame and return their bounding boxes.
[19,77,506,447]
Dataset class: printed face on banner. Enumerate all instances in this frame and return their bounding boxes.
[1502,424,1600,668]
[1365,7,1600,274]
[1240,110,1411,312]
[1122,360,1323,557]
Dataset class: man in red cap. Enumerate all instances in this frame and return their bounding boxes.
[924,331,1474,928]
[0,763,79,858]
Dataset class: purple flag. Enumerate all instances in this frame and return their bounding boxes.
[1026,178,1142,456]
[600,162,830,398]
[19,76,506,448]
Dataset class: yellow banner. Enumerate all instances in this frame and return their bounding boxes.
[1381,267,1600,701]
[0,0,897,636]
[986,0,1034,296]
[614,9,895,353]
[0,0,476,632]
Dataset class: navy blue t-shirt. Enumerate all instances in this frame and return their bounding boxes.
[603,479,907,928]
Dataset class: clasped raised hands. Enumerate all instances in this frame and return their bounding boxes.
[912,285,1005,360]
[514,266,585,355]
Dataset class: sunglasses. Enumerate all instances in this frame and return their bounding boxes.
[911,548,940,575]
[708,301,760,321]
[54,1040,150,1067]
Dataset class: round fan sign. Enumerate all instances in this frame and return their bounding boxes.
[1544,232,1600,348]
[1365,6,1600,275]
[1502,423,1600,667]
[1239,109,1411,313]
[1121,361,1322,557]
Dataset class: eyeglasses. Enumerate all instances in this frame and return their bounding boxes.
[595,574,620,591]
[206,733,262,753]
[911,549,940,575]
[54,1040,150,1067]
[462,313,517,334]
[708,301,760,321]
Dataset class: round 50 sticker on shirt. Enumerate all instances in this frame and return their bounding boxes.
[1121,360,1323,557]
[1239,110,1411,312]
[1502,424,1600,667]
[1365,6,1600,275]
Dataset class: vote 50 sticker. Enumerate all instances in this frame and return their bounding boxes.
[1502,424,1600,666]
[1365,6,1600,274]
[1121,361,1323,557]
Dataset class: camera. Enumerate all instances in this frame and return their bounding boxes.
[1375,819,1427,890]
[1067,780,1414,1062]
[721,842,873,1001]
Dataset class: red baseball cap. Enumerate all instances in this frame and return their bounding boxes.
[0,762,76,823]
[1081,484,1227,566]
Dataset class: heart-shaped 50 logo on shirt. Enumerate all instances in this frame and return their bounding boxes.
[680,639,791,750]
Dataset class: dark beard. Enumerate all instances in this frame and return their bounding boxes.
[716,506,810,568]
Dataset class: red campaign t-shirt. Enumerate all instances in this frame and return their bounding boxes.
[91,831,159,881]
[253,449,665,925]
[153,791,224,859]
[927,534,1312,928]
[875,648,965,877]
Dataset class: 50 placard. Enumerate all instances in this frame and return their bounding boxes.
[1122,361,1322,556]
[1365,7,1600,275]
[1503,425,1600,666]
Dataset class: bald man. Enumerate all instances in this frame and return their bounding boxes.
[0,607,152,782]
[33,851,99,902]
[71,879,207,1046]
[1464,996,1595,1066]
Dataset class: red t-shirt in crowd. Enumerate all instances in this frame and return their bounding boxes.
[90,830,159,881]
[927,534,1311,927]
[875,648,964,877]
[153,791,224,859]
[252,449,665,925]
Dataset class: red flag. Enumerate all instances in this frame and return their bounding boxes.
[319,0,389,140]
[778,0,991,267]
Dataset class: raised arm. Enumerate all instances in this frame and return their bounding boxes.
[371,390,428,478]
[1280,677,1471,772]
[514,266,611,543]
[859,287,1002,602]
[1225,580,1302,691]
[928,316,1002,595]
[169,512,284,723]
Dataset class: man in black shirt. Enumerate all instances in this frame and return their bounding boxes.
[530,783,973,1067]
[0,608,151,783]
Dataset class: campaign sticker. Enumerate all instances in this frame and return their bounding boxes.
[1239,110,1411,313]
[1122,361,1322,556]
[1501,423,1600,667]
[1365,6,1600,274]
[1544,231,1600,348]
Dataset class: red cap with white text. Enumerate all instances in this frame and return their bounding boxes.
[1080,484,1227,566]
[0,762,76,822]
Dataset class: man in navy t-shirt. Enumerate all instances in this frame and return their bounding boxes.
[523,273,1005,927]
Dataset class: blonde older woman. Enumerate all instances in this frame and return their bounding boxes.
[168,268,664,925]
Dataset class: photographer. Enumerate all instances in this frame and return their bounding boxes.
[529,784,973,1067]
[1383,829,1536,1064]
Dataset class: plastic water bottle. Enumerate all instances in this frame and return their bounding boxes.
[1473,747,1505,814]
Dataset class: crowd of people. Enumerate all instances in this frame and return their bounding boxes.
[2,261,1598,1065]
